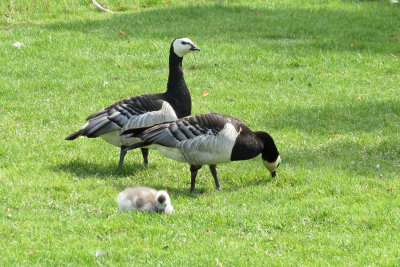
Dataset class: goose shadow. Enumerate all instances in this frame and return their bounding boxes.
[154,176,274,196]
[151,185,206,199]
[110,181,206,199]
[51,159,149,178]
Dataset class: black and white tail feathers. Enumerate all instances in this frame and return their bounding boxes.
[122,124,166,150]
[65,129,83,140]
[122,125,152,138]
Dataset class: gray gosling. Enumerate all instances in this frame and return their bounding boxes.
[117,186,173,214]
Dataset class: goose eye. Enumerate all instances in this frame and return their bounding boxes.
[181,41,188,45]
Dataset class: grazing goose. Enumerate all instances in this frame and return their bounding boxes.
[65,38,200,170]
[122,113,281,192]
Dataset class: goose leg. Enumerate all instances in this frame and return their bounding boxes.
[141,148,149,167]
[209,165,221,190]
[117,146,127,171]
[190,165,202,193]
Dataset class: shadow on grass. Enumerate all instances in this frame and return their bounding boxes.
[54,98,399,186]
[159,186,205,198]
[40,4,399,55]
[279,138,400,181]
[255,99,400,135]
[44,4,398,182]
[51,159,148,178]
[109,179,207,199]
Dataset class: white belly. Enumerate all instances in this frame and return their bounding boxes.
[149,144,187,163]
[100,130,141,147]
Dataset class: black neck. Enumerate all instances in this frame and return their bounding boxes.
[163,47,191,118]
[255,131,280,163]
[230,130,264,161]
[166,49,187,94]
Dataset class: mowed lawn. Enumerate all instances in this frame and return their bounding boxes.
[1,0,399,265]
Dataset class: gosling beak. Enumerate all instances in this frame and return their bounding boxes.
[190,44,200,51]
[271,171,276,178]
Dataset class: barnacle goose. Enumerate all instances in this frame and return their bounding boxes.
[122,113,281,192]
[65,38,200,170]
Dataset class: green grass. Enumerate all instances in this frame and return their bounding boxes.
[1,0,400,265]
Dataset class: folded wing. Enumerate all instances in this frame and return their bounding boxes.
[81,94,178,138]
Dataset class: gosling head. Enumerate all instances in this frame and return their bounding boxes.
[155,190,173,214]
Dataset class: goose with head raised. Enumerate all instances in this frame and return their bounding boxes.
[65,38,200,170]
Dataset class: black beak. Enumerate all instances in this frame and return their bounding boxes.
[190,45,200,51]
[271,171,276,178]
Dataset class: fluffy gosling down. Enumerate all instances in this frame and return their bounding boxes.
[122,113,281,192]
[117,187,173,214]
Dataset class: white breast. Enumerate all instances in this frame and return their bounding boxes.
[149,144,187,163]
[100,130,141,147]
[100,130,122,147]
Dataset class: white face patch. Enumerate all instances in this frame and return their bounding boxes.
[155,190,173,213]
[263,155,281,173]
[172,38,198,57]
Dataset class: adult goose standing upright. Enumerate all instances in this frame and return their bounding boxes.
[122,113,281,192]
[65,38,200,170]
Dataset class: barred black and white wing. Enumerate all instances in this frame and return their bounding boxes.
[66,94,178,146]
[133,113,244,165]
